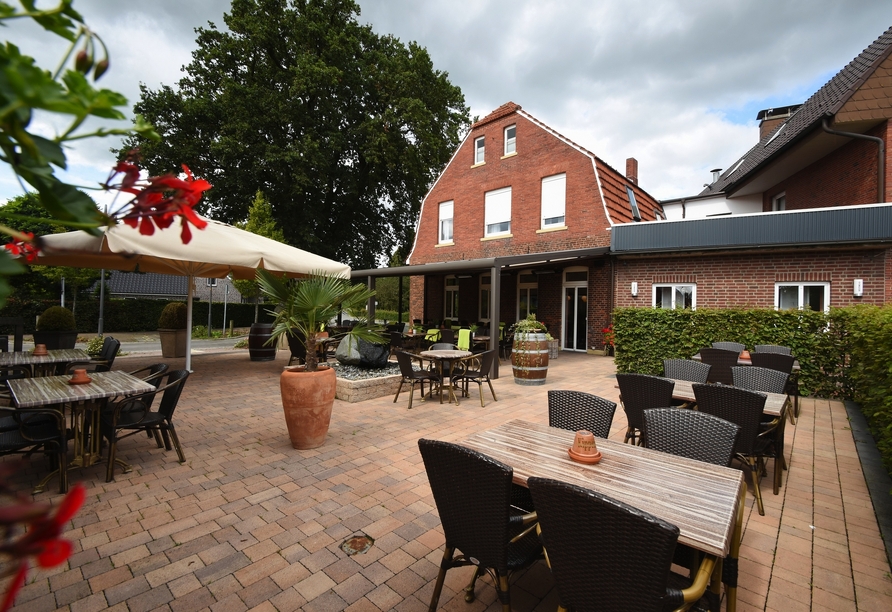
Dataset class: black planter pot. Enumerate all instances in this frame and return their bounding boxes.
[248,323,276,361]
[32,330,78,350]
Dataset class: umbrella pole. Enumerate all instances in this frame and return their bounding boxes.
[186,276,194,371]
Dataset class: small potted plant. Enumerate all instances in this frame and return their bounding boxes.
[602,324,615,356]
[33,306,78,350]
[257,269,383,449]
[511,314,550,385]
[158,302,188,358]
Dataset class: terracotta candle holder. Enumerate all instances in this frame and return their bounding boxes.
[33,343,48,356]
[571,430,598,456]
[70,368,89,383]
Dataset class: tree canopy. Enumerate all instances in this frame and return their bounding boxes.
[125,0,469,268]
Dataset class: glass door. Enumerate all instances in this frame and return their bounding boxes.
[563,287,588,351]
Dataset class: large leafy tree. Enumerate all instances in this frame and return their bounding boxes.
[125,0,469,268]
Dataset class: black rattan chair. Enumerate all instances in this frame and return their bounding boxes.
[452,350,498,407]
[643,407,740,467]
[698,348,740,385]
[711,341,745,352]
[732,366,788,394]
[389,331,404,358]
[615,373,675,446]
[547,390,616,439]
[750,352,799,421]
[662,359,711,383]
[418,439,541,612]
[753,344,792,355]
[528,476,715,612]
[286,332,307,366]
[393,351,439,410]
[439,328,455,345]
[693,383,770,515]
[101,370,190,482]
[0,406,68,493]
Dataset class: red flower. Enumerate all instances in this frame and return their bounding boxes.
[3,232,39,263]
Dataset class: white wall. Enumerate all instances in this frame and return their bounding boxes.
[662,194,762,220]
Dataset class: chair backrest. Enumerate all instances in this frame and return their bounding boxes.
[528,477,682,612]
[643,407,740,466]
[692,383,766,455]
[457,329,471,351]
[395,351,416,378]
[698,348,740,385]
[548,390,617,439]
[418,439,513,571]
[99,337,121,370]
[754,344,792,355]
[712,341,745,352]
[389,332,403,349]
[157,370,190,420]
[474,349,497,376]
[662,358,711,383]
[424,329,440,342]
[287,332,307,361]
[440,328,455,344]
[614,373,675,432]
[732,366,788,394]
[430,343,455,351]
[749,352,795,374]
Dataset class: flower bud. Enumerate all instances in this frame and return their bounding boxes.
[93,59,109,80]
[74,50,93,74]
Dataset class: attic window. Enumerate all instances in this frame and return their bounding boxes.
[765,123,786,146]
[727,158,745,175]
[625,185,641,222]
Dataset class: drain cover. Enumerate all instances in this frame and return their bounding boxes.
[340,533,375,556]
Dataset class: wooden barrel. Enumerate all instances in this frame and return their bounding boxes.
[248,323,277,361]
[511,332,549,385]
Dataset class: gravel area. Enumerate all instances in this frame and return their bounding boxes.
[330,361,412,380]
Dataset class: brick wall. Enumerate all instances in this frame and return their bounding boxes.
[614,248,890,309]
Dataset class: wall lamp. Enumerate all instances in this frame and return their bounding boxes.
[853,279,863,297]
[630,282,638,297]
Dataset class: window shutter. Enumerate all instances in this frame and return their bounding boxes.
[485,187,511,229]
[541,174,566,225]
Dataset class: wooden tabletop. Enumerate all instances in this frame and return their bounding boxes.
[670,379,787,417]
[0,348,90,367]
[691,352,800,371]
[420,349,472,360]
[460,419,743,557]
[8,370,155,408]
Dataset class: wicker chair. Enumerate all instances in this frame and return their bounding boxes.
[732,366,788,394]
[547,390,616,439]
[753,344,792,355]
[528,477,715,612]
[393,351,439,410]
[711,341,745,352]
[693,383,770,515]
[698,348,740,385]
[0,406,68,493]
[750,352,800,421]
[643,408,740,467]
[451,350,498,407]
[615,373,675,446]
[662,359,711,384]
[417,439,541,612]
[439,328,456,345]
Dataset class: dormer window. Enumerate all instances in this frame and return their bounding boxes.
[504,125,516,155]
[474,136,485,165]
[625,185,641,221]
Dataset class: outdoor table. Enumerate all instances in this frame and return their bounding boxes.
[7,370,155,492]
[691,352,800,371]
[0,348,90,376]
[460,419,746,612]
[419,349,472,405]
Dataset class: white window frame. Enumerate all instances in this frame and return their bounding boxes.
[484,186,512,237]
[775,282,830,313]
[445,276,459,320]
[479,275,491,322]
[652,284,696,310]
[206,278,217,287]
[438,201,453,244]
[474,136,485,165]
[504,125,516,155]
[517,271,538,321]
[541,173,566,228]
[772,192,786,211]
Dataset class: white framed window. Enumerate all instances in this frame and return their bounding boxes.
[445,276,459,320]
[504,125,516,155]
[653,284,695,309]
[474,136,485,165]
[775,282,829,312]
[541,173,566,228]
[484,187,511,236]
[517,271,538,320]
[206,278,217,287]
[479,275,491,322]
[438,201,453,243]
[772,193,786,211]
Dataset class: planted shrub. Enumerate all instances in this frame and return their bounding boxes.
[158,302,188,329]
[36,306,76,331]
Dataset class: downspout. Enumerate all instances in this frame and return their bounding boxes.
[822,116,885,203]
[680,198,686,219]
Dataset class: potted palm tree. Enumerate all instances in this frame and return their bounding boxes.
[257,269,382,449]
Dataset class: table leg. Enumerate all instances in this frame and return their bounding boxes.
[773,402,787,495]
[723,481,746,612]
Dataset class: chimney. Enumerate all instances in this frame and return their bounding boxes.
[710,168,722,183]
[757,104,802,140]
[625,158,638,185]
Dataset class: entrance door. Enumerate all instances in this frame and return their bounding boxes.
[563,287,588,351]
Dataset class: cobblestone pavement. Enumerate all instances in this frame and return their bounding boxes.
[4,351,891,611]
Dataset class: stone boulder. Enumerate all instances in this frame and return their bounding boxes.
[336,337,389,369]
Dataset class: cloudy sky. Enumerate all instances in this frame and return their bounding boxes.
[3,0,892,208]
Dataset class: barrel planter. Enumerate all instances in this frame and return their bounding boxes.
[248,323,276,361]
[511,331,549,385]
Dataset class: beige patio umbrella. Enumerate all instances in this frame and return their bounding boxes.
[36,217,350,370]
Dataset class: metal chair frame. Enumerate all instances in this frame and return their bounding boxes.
[452,350,498,407]
[393,351,439,410]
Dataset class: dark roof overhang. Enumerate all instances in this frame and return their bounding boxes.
[351,246,610,278]
[610,203,892,254]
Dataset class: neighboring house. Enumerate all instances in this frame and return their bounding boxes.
[614,24,892,312]
[98,271,244,303]
[356,102,659,353]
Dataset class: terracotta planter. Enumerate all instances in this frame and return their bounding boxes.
[159,328,187,358]
[511,331,549,385]
[280,365,336,449]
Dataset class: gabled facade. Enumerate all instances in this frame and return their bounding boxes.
[404,102,658,350]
